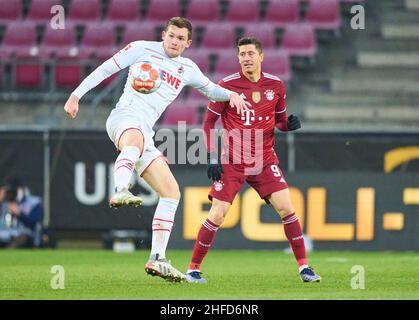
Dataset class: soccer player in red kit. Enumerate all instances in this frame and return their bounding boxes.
[185,37,321,283]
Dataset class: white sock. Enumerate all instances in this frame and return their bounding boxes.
[150,198,179,260]
[114,146,140,192]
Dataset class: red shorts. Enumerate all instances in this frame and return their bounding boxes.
[208,159,289,204]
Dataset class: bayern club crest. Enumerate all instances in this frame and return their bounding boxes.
[264,89,275,101]
[214,181,224,191]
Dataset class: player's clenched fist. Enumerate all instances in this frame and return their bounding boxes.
[64,94,80,119]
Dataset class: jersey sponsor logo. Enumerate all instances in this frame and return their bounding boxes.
[252,91,261,103]
[161,70,182,90]
[264,89,275,101]
[241,109,270,126]
[242,109,255,126]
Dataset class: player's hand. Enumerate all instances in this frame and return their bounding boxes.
[7,202,20,216]
[287,115,301,131]
[64,94,80,119]
[207,152,223,181]
[229,92,252,115]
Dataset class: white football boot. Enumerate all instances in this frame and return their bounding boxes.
[109,188,143,208]
[145,254,186,283]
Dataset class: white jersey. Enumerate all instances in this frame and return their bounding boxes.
[72,40,233,128]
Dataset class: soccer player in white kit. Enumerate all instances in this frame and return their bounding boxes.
[63,17,250,282]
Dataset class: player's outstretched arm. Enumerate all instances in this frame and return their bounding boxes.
[63,58,121,119]
[64,94,79,119]
[63,41,143,119]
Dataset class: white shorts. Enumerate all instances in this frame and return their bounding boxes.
[106,107,166,176]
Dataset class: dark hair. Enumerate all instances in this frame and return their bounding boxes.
[237,37,263,53]
[164,17,193,40]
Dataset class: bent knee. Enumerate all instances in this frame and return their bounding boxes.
[118,129,144,151]
[208,204,229,226]
[208,213,224,226]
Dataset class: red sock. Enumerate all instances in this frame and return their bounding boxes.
[282,213,308,267]
[188,219,219,271]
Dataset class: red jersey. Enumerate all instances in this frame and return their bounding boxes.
[204,70,288,168]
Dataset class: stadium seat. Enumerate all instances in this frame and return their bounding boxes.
[209,50,241,84]
[281,23,317,58]
[261,49,291,82]
[185,0,220,26]
[26,0,62,24]
[78,22,117,60]
[242,23,277,48]
[225,0,260,24]
[145,0,181,23]
[0,22,38,61]
[68,0,101,24]
[38,25,77,59]
[264,0,300,27]
[213,51,240,75]
[53,51,82,88]
[304,0,342,30]
[200,23,236,50]
[120,23,158,45]
[106,0,140,26]
[13,52,43,88]
[181,49,211,73]
[161,101,199,126]
[15,63,43,88]
[0,0,22,24]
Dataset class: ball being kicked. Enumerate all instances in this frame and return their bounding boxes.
[130,61,162,94]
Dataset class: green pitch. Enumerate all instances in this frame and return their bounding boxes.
[0,249,417,300]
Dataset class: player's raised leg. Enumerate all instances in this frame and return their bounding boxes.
[141,157,185,282]
[268,189,321,282]
[186,198,230,283]
[109,128,144,208]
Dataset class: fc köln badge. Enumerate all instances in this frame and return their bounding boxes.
[252,91,261,103]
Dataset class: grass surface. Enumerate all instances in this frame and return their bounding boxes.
[0,249,417,300]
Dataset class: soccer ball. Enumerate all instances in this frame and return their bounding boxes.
[130,61,162,94]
